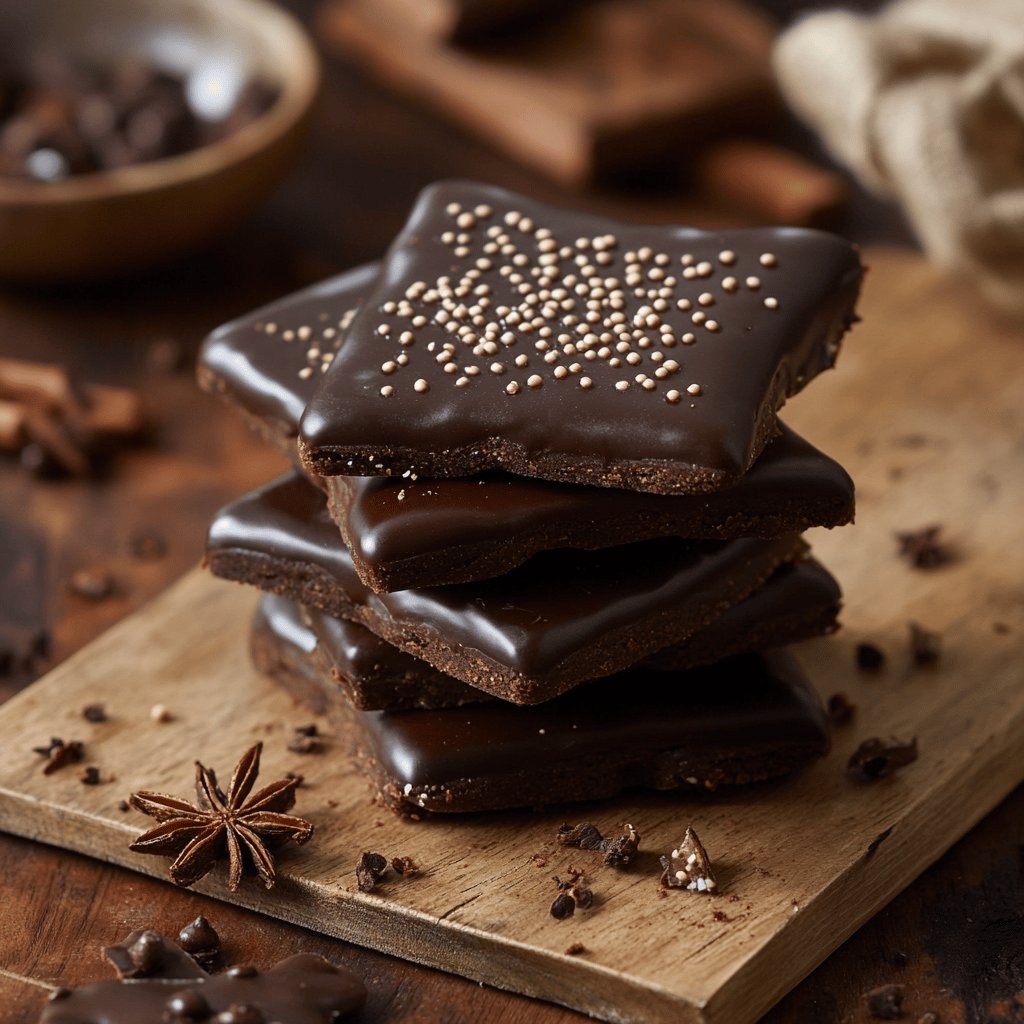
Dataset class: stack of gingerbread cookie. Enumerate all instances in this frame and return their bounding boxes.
[200,181,863,815]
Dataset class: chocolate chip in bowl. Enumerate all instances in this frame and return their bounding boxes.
[0,0,318,283]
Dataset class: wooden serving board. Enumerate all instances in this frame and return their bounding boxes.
[1,249,1022,1024]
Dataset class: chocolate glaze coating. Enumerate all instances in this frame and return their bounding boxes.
[251,556,840,710]
[300,181,863,493]
[41,952,365,1023]
[207,472,804,701]
[253,597,831,814]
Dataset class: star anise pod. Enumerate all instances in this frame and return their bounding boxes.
[128,742,313,892]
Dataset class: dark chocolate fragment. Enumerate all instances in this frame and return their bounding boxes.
[104,929,206,981]
[78,766,101,785]
[847,737,919,781]
[550,871,592,919]
[391,856,418,877]
[659,827,718,893]
[895,524,949,569]
[557,822,640,869]
[300,182,862,494]
[856,642,886,672]
[208,472,805,702]
[909,622,941,667]
[252,599,832,814]
[82,703,107,723]
[866,983,906,1019]
[355,851,389,892]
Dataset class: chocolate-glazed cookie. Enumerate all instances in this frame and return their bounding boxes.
[253,596,832,814]
[252,557,840,711]
[300,181,862,494]
[208,472,805,703]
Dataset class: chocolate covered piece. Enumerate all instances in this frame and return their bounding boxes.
[199,266,853,591]
[299,181,863,494]
[253,557,841,711]
[208,472,805,702]
[40,952,365,1023]
[252,598,832,814]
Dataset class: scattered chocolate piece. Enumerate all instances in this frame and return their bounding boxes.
[856,642,887,672]
[128,529,167,561]
[355,851,389,892]
[390,856,418,877]
[909,622,941,667]
[149,703,173,722]
[895,524,949,569]
[828,692,857,726]
[549,870,593,919]
[128,742,314,891]
[557,822,640,869]
[178,916,221,969]
[33,737,84,775]
[79,766,101,785]
[711,909,730,922]
[565,942,587,956]
[866,983,906,1019]
[67,569,115,601]
[288,733,321,754]
[104,929,203,980]
[117,799,130,813]
[294,723,318,737]
[659,827,718,893]
[847,737,919,781]
[82,703,107,723]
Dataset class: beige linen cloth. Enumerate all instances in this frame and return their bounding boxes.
[774,0,1024,316]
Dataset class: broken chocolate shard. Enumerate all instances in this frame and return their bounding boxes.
[355,851,389,892]
[104,928,205,981]
[299,181,863,495]
[557,822,640,868]
[847,737,919,781]
[660,827,718,893]
[895,524,949,569]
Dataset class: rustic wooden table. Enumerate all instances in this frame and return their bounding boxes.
[1,4,1021,1021]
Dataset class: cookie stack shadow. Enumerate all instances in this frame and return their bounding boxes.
[200,181,863,816]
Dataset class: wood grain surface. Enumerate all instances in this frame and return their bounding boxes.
[2,248,1022,1023]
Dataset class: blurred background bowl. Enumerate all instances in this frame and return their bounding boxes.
[0,0,319,284]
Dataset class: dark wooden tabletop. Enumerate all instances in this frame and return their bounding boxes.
[1,3,1021,1022]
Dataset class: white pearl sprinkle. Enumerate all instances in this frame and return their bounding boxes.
[759,253,777,267]
[506,381,520,395]
[579,376,593,389]
[380,385,393,397]
[764,297,779,310]
[666,390,681,403]
[615,380,630,391]
[746,276,761,290]
[719,250,736,264]
[527,374,543,388]
[688,383,702,395]
[414,378,429,393]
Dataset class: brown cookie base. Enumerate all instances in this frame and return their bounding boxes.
[252,596,831,815]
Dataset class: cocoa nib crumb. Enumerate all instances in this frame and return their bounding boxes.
[356,852,389,892]
[67,569,115,600]
[565,943,586,956]
[828,693,857,726]
[909,622,941,666]
[866,983,906,1019]
[556,822,640,869]
[895,524,949,569]
[33,737,84,774]
[848,737,918,781]
[79,766,101,785]
[856,643,887,672]
[391,856,418,877]
[550,870,593,919]
[82,703,107,723]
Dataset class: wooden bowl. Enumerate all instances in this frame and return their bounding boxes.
[0,0,319,283]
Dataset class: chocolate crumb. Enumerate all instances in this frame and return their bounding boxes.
[117,800,130,812]
[712,910,730,922]
[33,737,84,774]
[550,870,593,919]
[856,643,887,672]
[129,530,167,561]
[556,821,640,868]
[287,734,320,754]
[294,723,318,737]
[909,622,941,666]
[565,943,586,956]
[79,766,101,785]
[895,524,949,568]
[105,930,167,979]
[866,827,893,858]
[68,569,115,600]
[530,853,548,868]
[391,856,418,877]
[848,737,918,781]
[82,703,107,723]
[356,851,389,892]
[828,692,857,726]
[178,916,220,968]
[866,983,906,1019]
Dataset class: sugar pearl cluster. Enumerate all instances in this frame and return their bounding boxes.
[372,200,780,402]
[256,307,358,382]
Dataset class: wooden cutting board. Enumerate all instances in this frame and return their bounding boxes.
[0,249,1022,1024]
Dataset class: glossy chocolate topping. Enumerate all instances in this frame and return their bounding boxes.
[254,598,830,813]
[300,181,862,493]
[42,952,366,1024]
[208,472,803,686]
[198,261,379,448]
[254,557,840,709]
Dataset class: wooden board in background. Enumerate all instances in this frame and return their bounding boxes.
[0,249,1022,1024]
